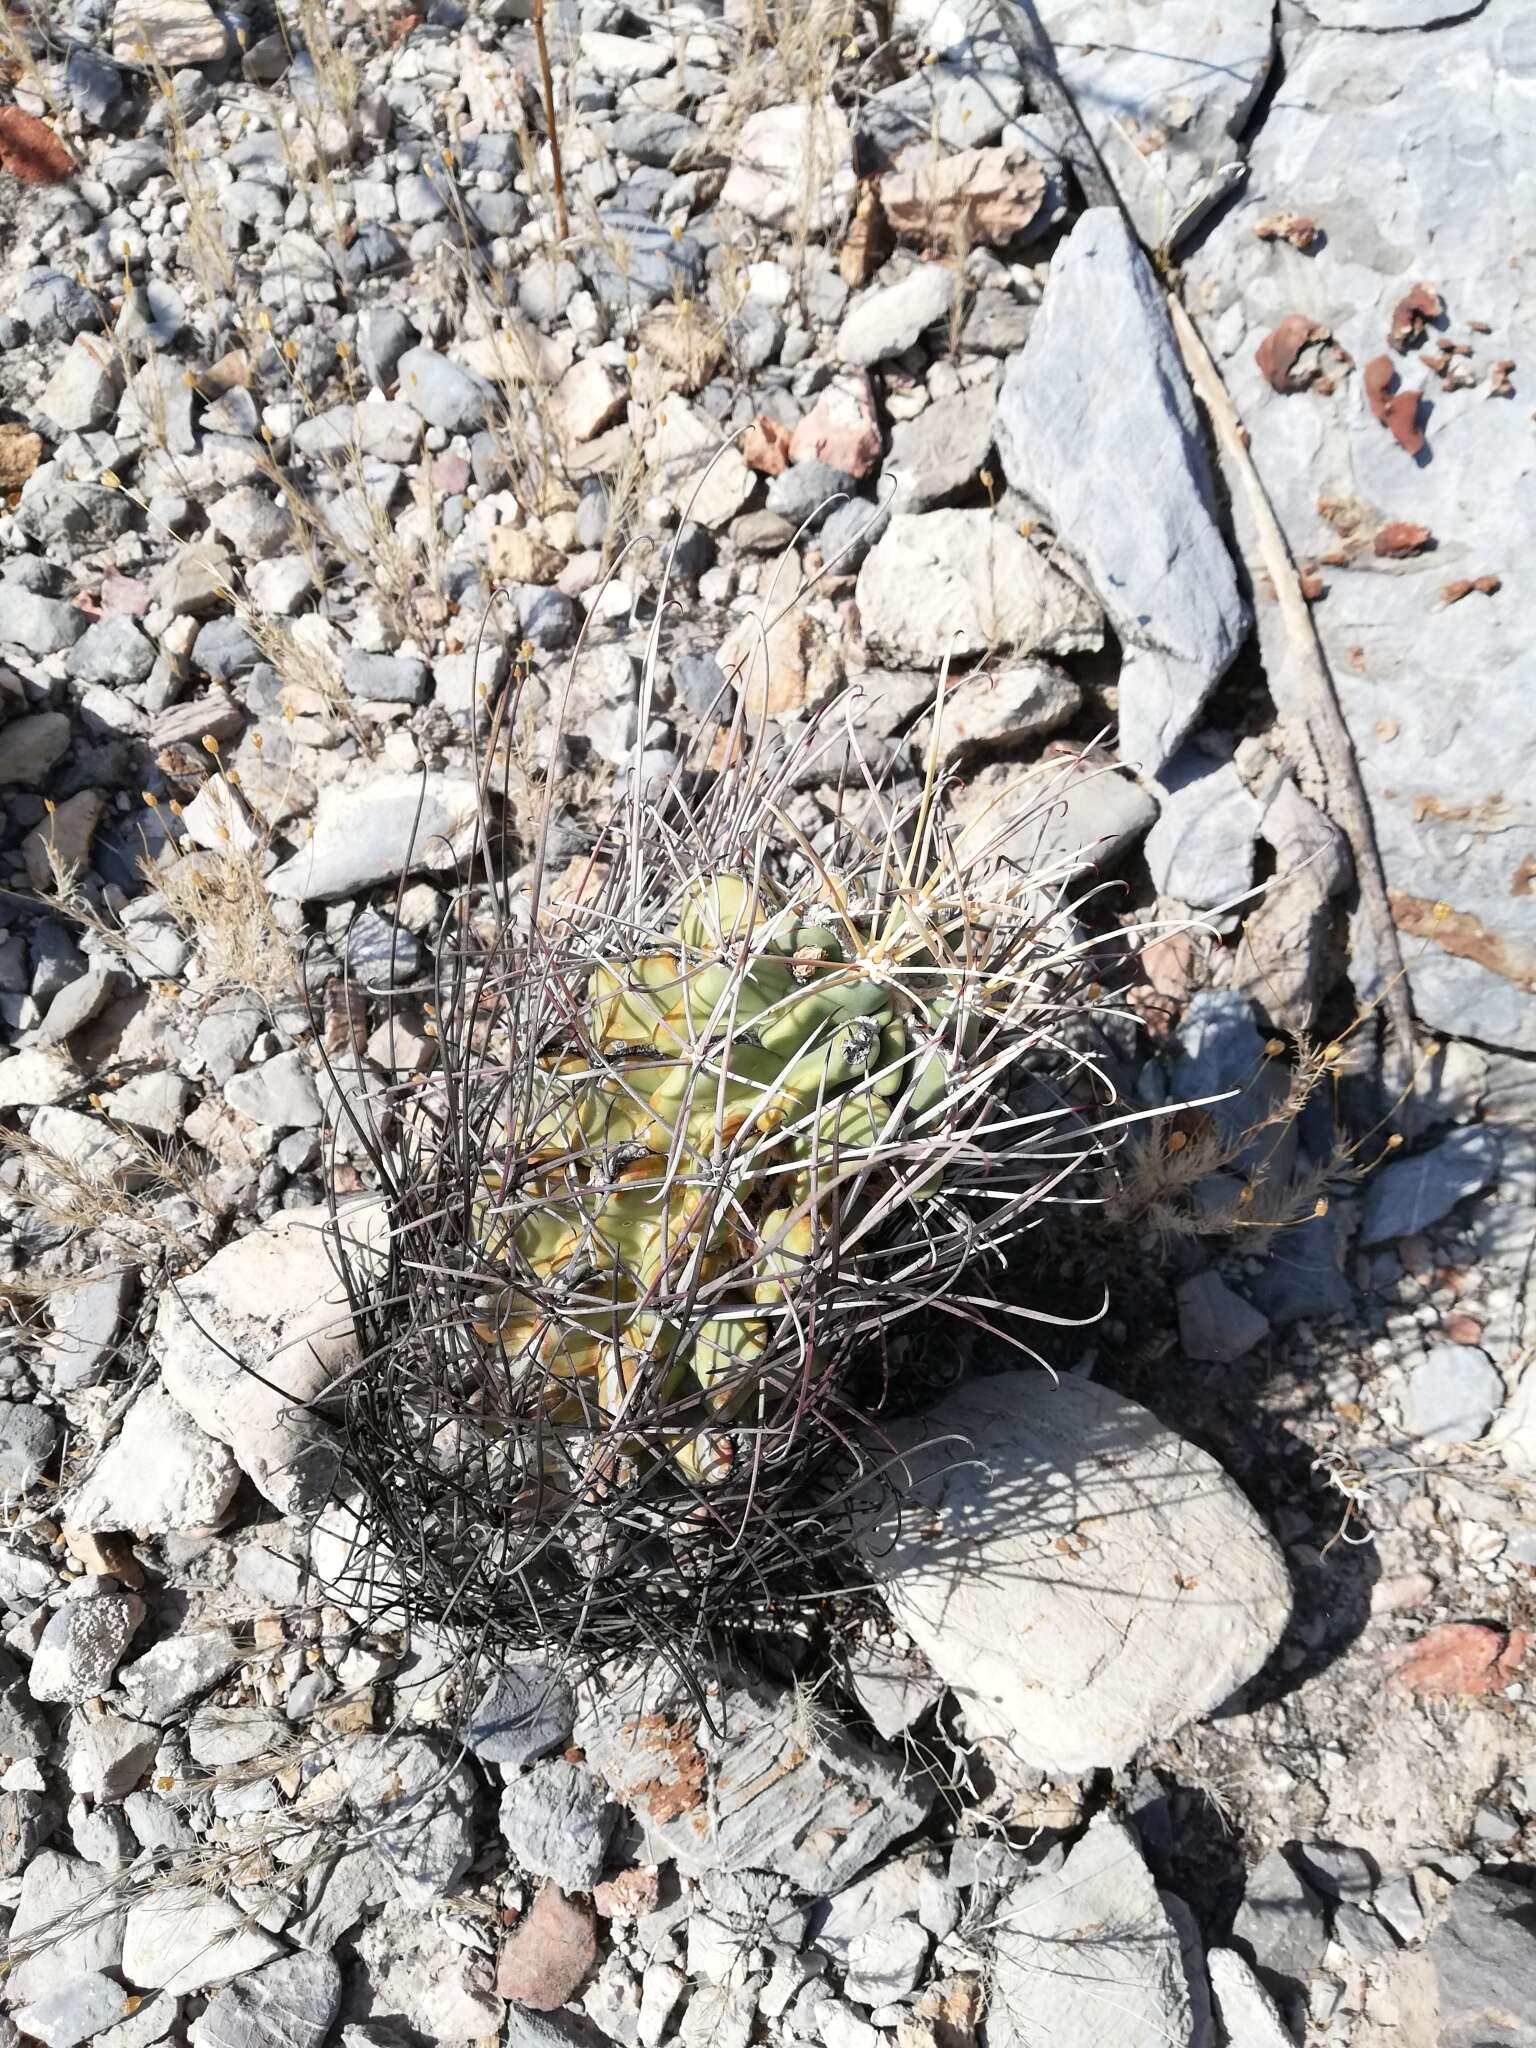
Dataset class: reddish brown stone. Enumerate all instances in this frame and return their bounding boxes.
[496,1887,597,2011]
[0,107,76,186]
[742,413,793,476]
[1253,211,1319,252]
[592,1865,660,1919]
[1373,521,1432,558]
[1491,358,1516,396]
[788,371,881,479]
[1441,575,1502,605]
[1256,315,1331,394]
[1388,1622,1529,1697]
[1389,282,1444,351]
[1364,355,1426,455]
[1440,1312,1484,1345]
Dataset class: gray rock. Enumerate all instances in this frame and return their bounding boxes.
[1428,1870,1536,2047]
[1169,991,1289,1158]
[767,460,858,530]
[64,1711,157,1800]
[613,108,701,167]
[16,269,101,343]
[38,962,116,1048]
[1183,9,1535,1050]
[121,1894,284,1995]
[1403,1343,1503,1444]
[948,752,1157,882]
[67,613,157,686]
[342,1730,479,1903]
[65,46,131,126]
[524,588,579,649]
[885,380,997,512]
[120,1628,242,1721]
[585,209,706,313]
[499,1758,617,1892]
[996,209,1248,772]
[15,1970,131,2048]
[28,1591,145,1704]
[395,347,495,433]
[1205,1948,1294,2048]
[40,335,122,433]
[5,590,90,657]
[1249,1201,1358,1328]
[860,1371,1290,1776]
[0,1400,60,1491]
[18,477,134,546]
[1145,754,1262,910]
[0,1645,49,1757]
[1230,778,1350,1035]
[1360,1127,1502,1245]
[837,263,954,366]
[267,775,481,901]
[43,1269,134,1391]
[672,648,734,723]
[1231,1846,1328,1991]
[928,661,1081,764]
[858,56,1025,164]
[818,493,889,571]
[989,1817,1192,2048]
[8,1848,127,2004]
[359,307,418,387]
[1031,2,1272,247]
[67,1384,240,1534]
[188,1702,288,1767]
[346,910,422,990]
[343,651,430,703]
[844,1638,943,1741]
[856,509,1101,670]
[152,1204,379,1513]
[842,1919,930,2006]
[1177,1271,1270,1363]
[466,1664,575,1767]
[0,710,71,786]
[226,1048,323,1129]
[190,1949,342,2048]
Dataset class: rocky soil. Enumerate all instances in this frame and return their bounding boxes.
[0,2,1533,2047]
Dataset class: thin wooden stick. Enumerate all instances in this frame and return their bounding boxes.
[531,0,568,243]
[1165,295,1416,1100]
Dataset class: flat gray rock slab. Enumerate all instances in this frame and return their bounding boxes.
[580,1680,932,1895]
[860,1372,1290,1775]
[1206,1947,1295,2048]
[855,508,1102,670]
[1183,7,1536,1050]
[989,1816,1193,2048]
[1033,1,1275,249]
[267,774,480,901]
[1360,1126,1501,1245]
[1428,1868,1536,2047]
[996,209,1249,774]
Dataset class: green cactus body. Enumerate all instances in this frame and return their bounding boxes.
[471,872,954,1485]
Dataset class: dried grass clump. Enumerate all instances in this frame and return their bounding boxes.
[155,840,298,1001]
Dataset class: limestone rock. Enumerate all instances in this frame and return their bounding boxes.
[66,1385,240,1534]
[1032,1,1273,249]
[990,1817,1193,2048]
[996,209,1248,771]
[861,1372,1290,1774]
[190,1947,342,2048]
[121,1894,284,1994]
[722,100,856,234]
[580,1680,932,1894]
[152,1203,383,1512]
[857,510,1101,670]
[267,775,481,901]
